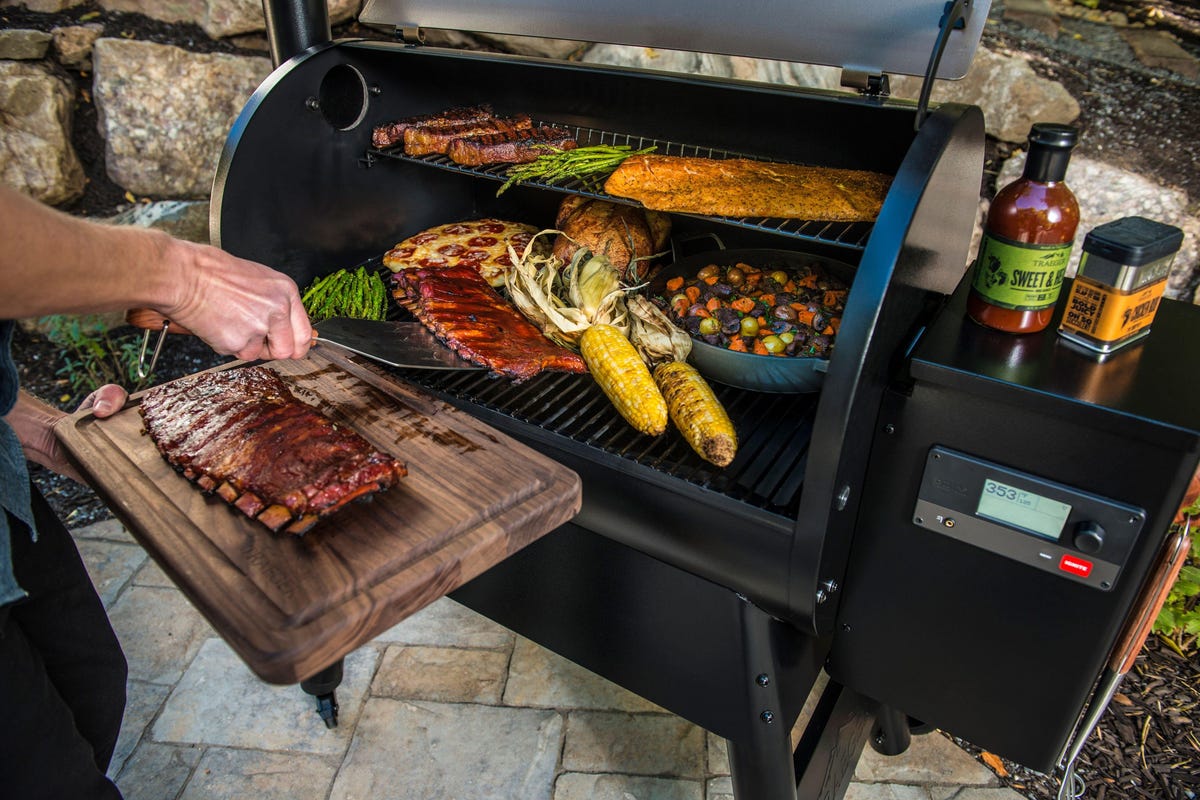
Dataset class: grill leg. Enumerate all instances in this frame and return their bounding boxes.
[726,598,810,800]
[300,659,343,729]
[868,704,913,756]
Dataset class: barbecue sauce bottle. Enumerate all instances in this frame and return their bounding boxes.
[967,123,1081,334]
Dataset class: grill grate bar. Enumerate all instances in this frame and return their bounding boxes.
[368,123,875,254]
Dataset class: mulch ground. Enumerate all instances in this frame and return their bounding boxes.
[5,3,1200,799]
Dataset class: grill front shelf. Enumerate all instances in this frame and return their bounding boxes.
[368,123,876,253]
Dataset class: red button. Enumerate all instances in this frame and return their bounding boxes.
[1059,554,1093,578]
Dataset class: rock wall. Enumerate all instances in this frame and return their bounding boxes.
[1,0,1197,301]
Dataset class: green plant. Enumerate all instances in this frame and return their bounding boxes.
[38,314,149,401]
[1154,504,1200,656]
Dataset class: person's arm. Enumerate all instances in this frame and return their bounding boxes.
[5,386,128,483]
[0,185,311,361]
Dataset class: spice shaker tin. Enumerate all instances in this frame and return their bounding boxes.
[1057,216,1184,354]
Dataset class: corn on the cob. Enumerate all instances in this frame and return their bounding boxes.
[654,361,737,467]
[580,324,667,436]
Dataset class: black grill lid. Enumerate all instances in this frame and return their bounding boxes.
[358,0,991,79]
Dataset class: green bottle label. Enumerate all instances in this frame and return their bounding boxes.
[970,233,1073,311]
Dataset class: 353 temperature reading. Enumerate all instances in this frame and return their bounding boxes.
[977,478,1073,541]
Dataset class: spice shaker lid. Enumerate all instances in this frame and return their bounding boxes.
[1082,216,1185,266]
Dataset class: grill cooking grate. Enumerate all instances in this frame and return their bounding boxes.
[368,256,815,518]
[388,366,816,518]
[367,123,875,253]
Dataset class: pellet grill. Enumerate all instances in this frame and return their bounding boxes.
[209,1,1200,796]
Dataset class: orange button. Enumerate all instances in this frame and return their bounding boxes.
[1059,554,1093,578]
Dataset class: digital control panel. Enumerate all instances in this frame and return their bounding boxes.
[913,446,1146,590]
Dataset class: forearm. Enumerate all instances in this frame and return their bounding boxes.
[0,185,190,319]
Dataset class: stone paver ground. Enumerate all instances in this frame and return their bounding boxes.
[73,519,1028,800]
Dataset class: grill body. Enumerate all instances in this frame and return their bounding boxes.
[211,24,1200,800]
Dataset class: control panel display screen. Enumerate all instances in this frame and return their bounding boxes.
[976,478,1072,541]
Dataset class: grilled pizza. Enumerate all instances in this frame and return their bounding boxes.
[382,218,544,287]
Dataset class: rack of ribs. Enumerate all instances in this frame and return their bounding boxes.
[140,366,407,535]
[393,265,587,382]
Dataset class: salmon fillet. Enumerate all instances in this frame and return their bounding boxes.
[603,155,892,222]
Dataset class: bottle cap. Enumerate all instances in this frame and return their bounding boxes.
[1029,123,1079,150]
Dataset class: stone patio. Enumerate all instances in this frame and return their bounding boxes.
[74,518,1029,800]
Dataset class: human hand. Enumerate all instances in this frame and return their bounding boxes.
[161,239,312,361]
[7,386,128,483]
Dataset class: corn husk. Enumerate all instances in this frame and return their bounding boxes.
[627,294,691,366]
[504,230,629,349]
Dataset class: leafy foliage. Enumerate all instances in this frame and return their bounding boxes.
[38,314,149,401]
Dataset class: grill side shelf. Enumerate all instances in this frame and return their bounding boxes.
[366,123,875,253]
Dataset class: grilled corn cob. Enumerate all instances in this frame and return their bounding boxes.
[654,361,737,467]
[580,324,667,436]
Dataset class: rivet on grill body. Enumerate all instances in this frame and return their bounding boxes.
[822,579,839,594]
[368,85,382,96]
[756,674,770,687]
[884,423,896,434]
[815,589,828,604]
[760,710,775,724]
[305,97,320,112]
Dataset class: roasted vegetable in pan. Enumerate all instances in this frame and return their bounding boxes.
[580,323,667,436]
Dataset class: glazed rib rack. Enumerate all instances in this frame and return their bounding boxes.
[140,365,407,535]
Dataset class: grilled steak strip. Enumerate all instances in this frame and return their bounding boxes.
[404,114,533,157]
[393,266,587,382]
[447,125,578,167]
[371,104,495,149]
[140,366,407,534]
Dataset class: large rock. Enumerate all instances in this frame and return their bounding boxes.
[0,28,53,60]
[891,47,1080,143]
[579,43,841,90]
[0,60,85,205]
[992,151,1199,301]
[92,38,270,198]
[96,0,361,39]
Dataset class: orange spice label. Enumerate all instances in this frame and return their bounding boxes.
[1059,276,1166,343]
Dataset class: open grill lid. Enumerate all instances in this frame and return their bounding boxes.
[359,0,991,79]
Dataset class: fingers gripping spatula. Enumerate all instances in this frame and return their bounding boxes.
[127,309,484,376]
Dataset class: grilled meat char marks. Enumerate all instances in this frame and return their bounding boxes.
[447,125,577,167]
[404,114,533,157]
[394,266,586,382]
[140,366,407,534]
[371,104,495,149]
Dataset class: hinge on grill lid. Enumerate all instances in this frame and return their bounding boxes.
[914,0,970,131]
[395,25,425,45]
[840,70,891,98]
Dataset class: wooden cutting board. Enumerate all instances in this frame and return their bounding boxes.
[55,351,581,684]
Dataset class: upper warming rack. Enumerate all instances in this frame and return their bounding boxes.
[366,122,878,253]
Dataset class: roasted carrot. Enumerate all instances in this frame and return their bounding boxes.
[703,275,720,285]
[705,297,722,312]
[685,285,701,304]
[730,297,756,313]
[752,338,770,355]
[666,276,684,292]
[729,336,748,352]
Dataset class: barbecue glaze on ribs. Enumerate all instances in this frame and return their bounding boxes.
[140,366,407,535]
[393,266,587,382]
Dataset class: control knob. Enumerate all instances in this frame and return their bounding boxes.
[1073,521,1105,554]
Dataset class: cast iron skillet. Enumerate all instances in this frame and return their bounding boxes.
[645,241,857,393]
